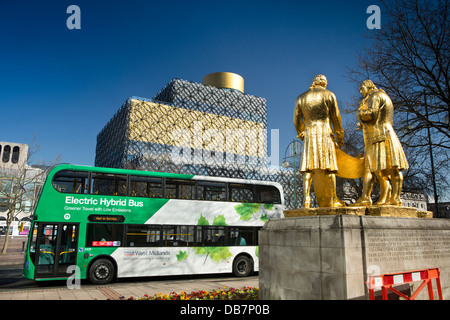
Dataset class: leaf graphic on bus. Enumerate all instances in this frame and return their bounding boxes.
[212,214,227,226]
[194,247,232,264]
[208,247,232,263]
[195,247,209,255]
[197,215,210,225]
[234,203,260,221]
[176,250,188,262]
[197,214,227,226]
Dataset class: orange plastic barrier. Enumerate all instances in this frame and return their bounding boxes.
[368,268,443,300]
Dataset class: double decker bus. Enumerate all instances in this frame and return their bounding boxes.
[23,164,284,284]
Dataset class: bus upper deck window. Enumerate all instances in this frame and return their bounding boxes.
[256,185,281,204]
[165,179,196,200]
[198,181,226,201]
[52,170,89,194]
[129,176,162,198]
[229,184,254,203]
[92,173,127,196]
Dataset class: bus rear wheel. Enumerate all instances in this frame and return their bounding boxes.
[89,259,115,285]
[233,255,253,277]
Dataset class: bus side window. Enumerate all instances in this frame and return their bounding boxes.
[126,225,161,247]
[178,225,195,246]
[52,170,89,194]
[86,224,124,247]
[228,227,257,246]
[165,179,195,200]
[164,180,177,199]
[198,181,226,201]
[229,183,254,203]
[129,176,162,198]
[256,185,281,204]
[202,226,225,246]
[91,173,127,196]
[179,182,195,200]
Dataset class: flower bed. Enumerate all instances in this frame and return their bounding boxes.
[119,286,259,300]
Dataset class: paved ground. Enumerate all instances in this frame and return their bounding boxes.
[0,236,259,300]
[0,236,27,266]
[0,275,259,300]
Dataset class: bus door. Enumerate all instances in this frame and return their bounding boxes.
[34,223,79,279]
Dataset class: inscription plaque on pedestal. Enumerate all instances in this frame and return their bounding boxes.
[365,229,450,268]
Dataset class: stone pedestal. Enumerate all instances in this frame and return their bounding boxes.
[259,214,450,300]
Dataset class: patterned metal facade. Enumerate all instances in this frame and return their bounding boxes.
[95,78,301,208]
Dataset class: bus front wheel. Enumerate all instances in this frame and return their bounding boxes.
[233,255,253,277]
[89,259,115,285]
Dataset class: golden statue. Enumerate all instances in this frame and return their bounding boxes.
[293,75,345,208]
[354,80,409,206]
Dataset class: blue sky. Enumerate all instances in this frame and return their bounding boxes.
[0,0,379,166]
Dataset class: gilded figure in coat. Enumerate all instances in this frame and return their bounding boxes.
[354,80,409,206]
[293,74,345,208]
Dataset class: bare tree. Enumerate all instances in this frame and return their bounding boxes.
[346,0,450,198]
[0,140,61,255]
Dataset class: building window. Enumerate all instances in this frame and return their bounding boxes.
[11,146,20,164]
[2,145,11,163]
[0,198,8,212]
[22,200,33,213]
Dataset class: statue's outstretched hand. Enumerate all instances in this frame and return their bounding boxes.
[297,131,305,141]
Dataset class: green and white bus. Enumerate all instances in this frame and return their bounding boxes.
[23,164,284,284]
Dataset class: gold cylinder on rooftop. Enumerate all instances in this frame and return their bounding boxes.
[202,72,244,93]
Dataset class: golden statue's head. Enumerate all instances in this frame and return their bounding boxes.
[310,74,327,90]
[359,79,378,97]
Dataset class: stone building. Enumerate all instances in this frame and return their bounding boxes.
[0,141,44,235]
